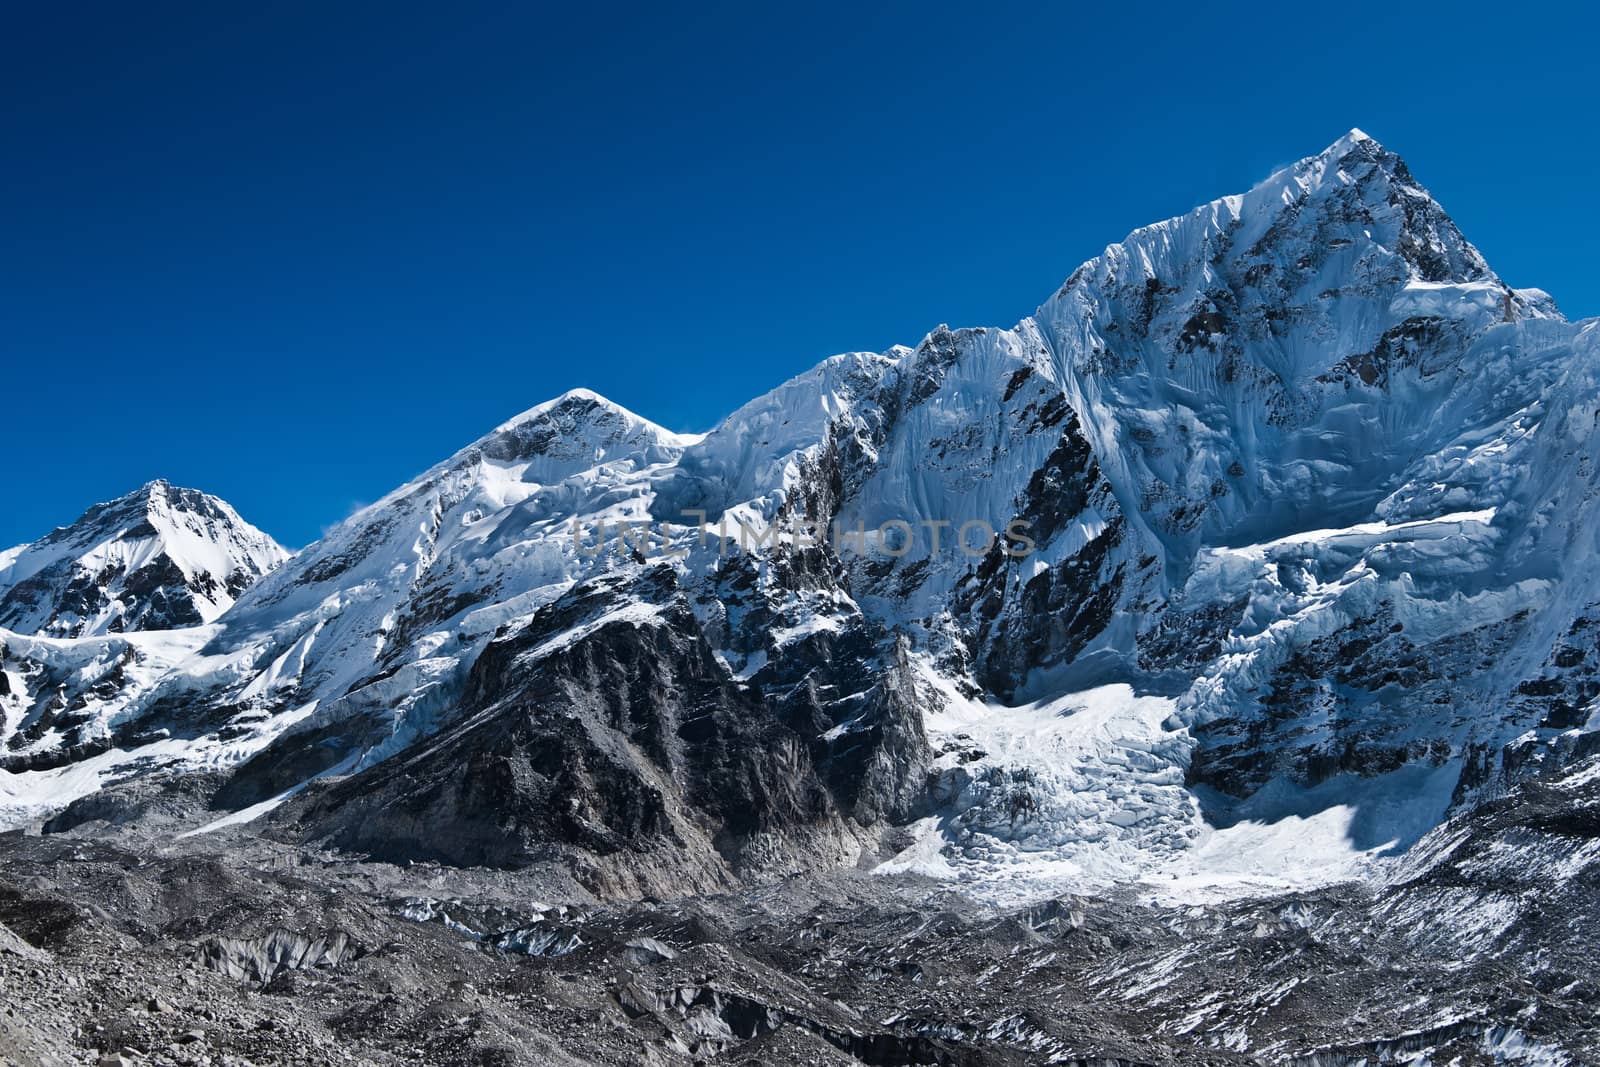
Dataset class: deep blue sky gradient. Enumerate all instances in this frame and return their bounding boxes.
[4,2,1597,549]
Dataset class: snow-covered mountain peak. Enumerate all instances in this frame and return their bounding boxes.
[0,481,288,638]
[147,381,710,762]
[471,386,699,473]
[1019,130,1577,565]
[1045,128,1523,321]
[490,386,666,437]
[1304,125,1378,165]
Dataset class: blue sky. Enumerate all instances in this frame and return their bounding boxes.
[4,2,1597,550]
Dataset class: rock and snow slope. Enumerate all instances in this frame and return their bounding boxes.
[0,481,286,785]
[5,130,1600,905]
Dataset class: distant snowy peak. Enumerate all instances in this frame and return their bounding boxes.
[240,387,697,607]
[347,387,695,524]
[0,480,288,637]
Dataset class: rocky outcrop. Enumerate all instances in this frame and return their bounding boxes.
[283,567,912,894]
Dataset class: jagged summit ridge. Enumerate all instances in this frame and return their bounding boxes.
[1051,127,1502,301]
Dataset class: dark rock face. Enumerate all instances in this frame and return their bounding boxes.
[764,631,931,824]
[1319,316,1470,389]
[937,409,1149,702]
[207,719,366,812]
[0,638,142,770]
[1,550,208,634]
[284,569,900,891]
[1186,607,1526,800]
